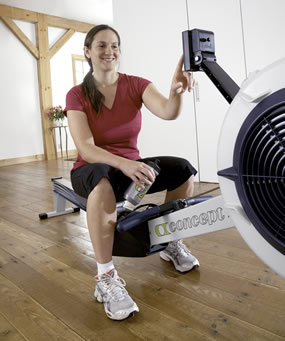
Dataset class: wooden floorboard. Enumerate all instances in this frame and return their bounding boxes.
[0,160,284,341]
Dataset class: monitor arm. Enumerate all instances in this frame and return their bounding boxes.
[182,29,240,103]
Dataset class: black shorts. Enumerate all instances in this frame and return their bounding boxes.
[71,156,197,201]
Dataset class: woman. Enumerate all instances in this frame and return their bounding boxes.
[65,24,199,321]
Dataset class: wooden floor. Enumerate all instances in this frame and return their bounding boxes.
[0,160,284,341]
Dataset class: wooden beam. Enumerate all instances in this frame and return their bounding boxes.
[49,29,75,59]
[0,4,38,23]
[0,5,94,32]
[36,14,56,160]
[1,16,39,59]
[47,15,94,32]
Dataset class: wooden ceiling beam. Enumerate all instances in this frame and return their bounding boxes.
[0,4,94,31]
[49,29,75,59]
[1,16,39,59]
[47,15,94,32]
[0,4,38,23]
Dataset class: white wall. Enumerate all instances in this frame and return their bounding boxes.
[241,0,285,73]
[0,19,43,159]
[114,0,285,183]
[187,0,246,182]
[0,0,112,160]
[113,0,199,173]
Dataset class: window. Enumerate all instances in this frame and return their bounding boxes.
[72,54,89,85]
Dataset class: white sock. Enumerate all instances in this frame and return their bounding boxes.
[97,260,115,276]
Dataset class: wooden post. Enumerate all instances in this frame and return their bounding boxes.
[36,14,55,160]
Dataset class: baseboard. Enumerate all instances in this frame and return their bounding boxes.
[0,150,77,167]
[0,154,45,167]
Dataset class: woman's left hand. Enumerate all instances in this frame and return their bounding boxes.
[171,55,194,95]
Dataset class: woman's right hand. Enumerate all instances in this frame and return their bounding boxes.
[119,159,156,188]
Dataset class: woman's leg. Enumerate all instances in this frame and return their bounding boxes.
[165,174,195,202]
[86,177,139,320]
[160,175,200,272]
[86,177,117,264]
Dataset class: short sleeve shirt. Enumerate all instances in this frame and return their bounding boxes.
[65,73,151,170]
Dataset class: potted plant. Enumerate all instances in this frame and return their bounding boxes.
[47,105,65,126]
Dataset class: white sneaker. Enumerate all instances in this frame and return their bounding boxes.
[160,240,200,272]
[94,269,139,320]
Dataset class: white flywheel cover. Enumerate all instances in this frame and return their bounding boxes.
[217,58,285,278]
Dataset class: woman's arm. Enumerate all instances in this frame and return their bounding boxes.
[67,110,122,167]
[142,55,193,120]
[67,110,155,186]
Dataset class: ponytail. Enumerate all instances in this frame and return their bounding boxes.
[82,69,104,114]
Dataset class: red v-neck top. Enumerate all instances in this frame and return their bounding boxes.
[65,73,151,170]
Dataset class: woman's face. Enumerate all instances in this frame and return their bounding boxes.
[85,29,120,73]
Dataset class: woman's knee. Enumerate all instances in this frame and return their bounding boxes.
[179,174,195,195]
[88,177,115,200]
[186,174,195,196]
[87,178,117,216]
[166,174,195,201]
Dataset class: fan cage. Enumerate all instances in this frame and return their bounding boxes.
[233,89,285,255]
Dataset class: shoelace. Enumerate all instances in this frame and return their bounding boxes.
[169,240,192,256]
[96,272,128,301]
